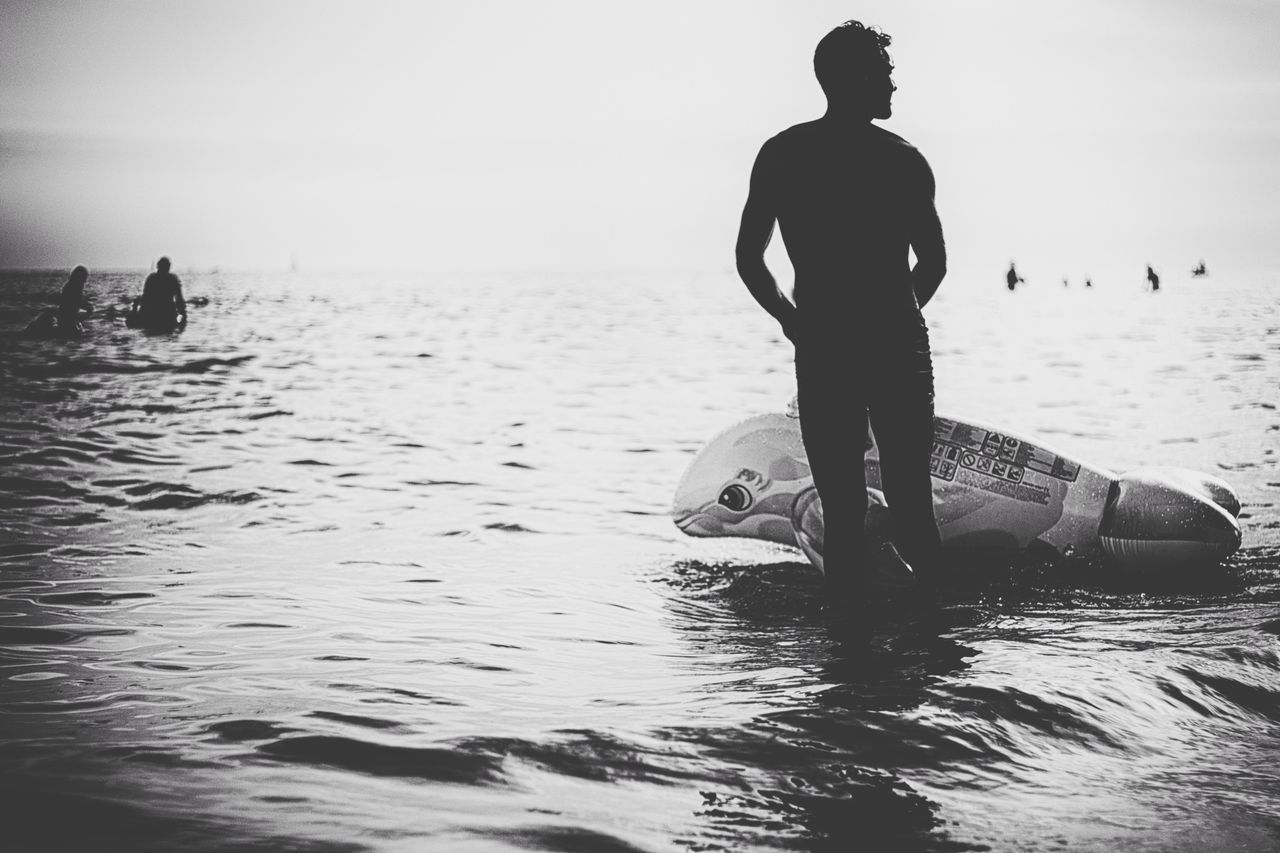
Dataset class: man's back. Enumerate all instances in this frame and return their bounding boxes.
[140,271,183,321]
[142,271,177,299]
[755,119,938,332]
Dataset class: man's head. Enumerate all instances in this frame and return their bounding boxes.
[814,20,895,120]
[157,256,171,272]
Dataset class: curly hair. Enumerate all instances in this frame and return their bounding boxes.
[813,20,893,94]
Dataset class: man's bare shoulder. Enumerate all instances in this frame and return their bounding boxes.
[752,122,822,179]
[762,120,823,151]
[868,124,926,157]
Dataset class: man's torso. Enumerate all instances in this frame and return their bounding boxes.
[762,120,927,337]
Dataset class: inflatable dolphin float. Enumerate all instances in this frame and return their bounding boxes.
[672,409,1242,574]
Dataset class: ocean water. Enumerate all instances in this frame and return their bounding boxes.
[1,267,1278,852]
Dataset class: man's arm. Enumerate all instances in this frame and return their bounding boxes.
[735,140,798,341]
[908,153,946,309]
[172,277,186,314]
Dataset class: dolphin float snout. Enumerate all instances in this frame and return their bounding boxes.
[1099,469,1242,570]
[673,508,717,537]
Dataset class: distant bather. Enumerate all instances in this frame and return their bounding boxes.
[1006,262,1023,291]
[24,265,92,338]
[128,257,187,331]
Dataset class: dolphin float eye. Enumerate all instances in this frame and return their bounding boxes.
[718,484,753,512]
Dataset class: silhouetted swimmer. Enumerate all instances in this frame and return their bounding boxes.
[1192,260,1207,277]
[1085,277,1093,288]
[1006,262,1023,291]
[24,265,92,337]
[129,256,187,330]
[735,20,945,610]
[1146,264,1160,292]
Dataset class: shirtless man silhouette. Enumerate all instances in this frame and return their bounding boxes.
[735,20,946,607]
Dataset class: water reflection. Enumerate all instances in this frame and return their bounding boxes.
[655,560,982,850]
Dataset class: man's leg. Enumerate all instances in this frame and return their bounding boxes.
[869,369,942,581]
[795,346,870,602]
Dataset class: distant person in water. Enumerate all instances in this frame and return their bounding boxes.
[131,256,187,329]
[1146,264,1160,292]
[735,20,946,607]
[1192,260,1207,277]
[1006,262,1023,291]
[25,265,92,337]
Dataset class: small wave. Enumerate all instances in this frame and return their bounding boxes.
[0,624,133,646]
[7,446,98,467]
[325,684,464,707]
[0,543,54,562]
[308,711,404,730]
[483,522,539,533]
[104,402,181,415]
[471,826,649,853]
[171,355,255,374]
[442,658,512,673]
[34,591,154,607]
[1155,677,1214,717]
[104,481,263,511]
[10,671,67,681]
[8,354,254,379]
[115,430,165,440]
[44,511,108,526]
[9,358,165,378]
[129,660,194,673]
[1178,667,1280,723]
[0,476,88,503]
[945,684,1127,751]
[125,481,201,497]
[205,719,299,742]
[257,735,506,784]
[461,731,718,786]
[106,447,182,466]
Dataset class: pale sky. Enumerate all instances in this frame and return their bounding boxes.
[2,0,1278,282]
